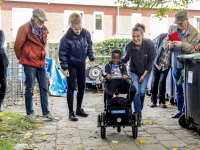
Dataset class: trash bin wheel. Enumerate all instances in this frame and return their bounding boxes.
[117,126,121,132]
[178,114,190,128]
[197,125,200,135]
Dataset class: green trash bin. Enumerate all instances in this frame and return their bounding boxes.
[177,53,200,135]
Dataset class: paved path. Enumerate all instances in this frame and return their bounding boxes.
[7,92,200,150]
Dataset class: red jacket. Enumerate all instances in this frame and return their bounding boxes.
[14,19,49,68]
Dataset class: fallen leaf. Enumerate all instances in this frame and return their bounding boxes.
[40,132,46,136]
[144,100,147,102]
[52,100,57,102]
[166,102,170,105]
[112,140,119,143]
[172,148,178,150]
[147,115,150,117]
[65,125,68,127]
[0,113,4,117]
[149,121,153,125]
[144,121,148,123]
[164,126,169,128]
[7,117,11,120]
[37,124,44,127]
[147,104,149,106]
[140,140,145,144]
[24,132,33,139]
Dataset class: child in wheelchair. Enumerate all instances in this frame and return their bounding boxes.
[98,49,139,139]
[102,49,136,103]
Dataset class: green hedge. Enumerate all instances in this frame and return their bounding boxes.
[91,38,131,66]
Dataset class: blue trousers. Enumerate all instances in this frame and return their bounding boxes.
[172,68,184,114]
[24,65,50,115]
[130,72,150,117]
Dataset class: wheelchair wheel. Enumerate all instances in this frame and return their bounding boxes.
[117,126,121,132]
[132,113,138,139]
[100,113,106,139]
[97,114,101,126]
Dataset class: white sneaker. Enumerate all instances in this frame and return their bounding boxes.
[0,104,4,112]
[26,114,41,122]
[43,113,59,121]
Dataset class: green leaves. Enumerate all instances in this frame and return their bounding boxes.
[92,38,131,66]
[115,0,199,19]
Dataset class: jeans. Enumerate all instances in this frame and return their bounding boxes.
[130,72,150,117]
[0,54,9,105]
[172,67,184,114]
[67,63,86,114]
[24,65,50,115]
[151,65,169,104]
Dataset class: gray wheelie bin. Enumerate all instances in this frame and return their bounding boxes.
[177,53,200,135]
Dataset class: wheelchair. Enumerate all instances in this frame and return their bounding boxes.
[97,77,140,139]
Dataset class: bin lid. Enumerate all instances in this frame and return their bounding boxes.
[177,53,200,60]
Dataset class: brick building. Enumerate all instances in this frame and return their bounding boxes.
[1,0,200,43]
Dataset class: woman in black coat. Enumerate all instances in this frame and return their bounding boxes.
[0,29,9,111]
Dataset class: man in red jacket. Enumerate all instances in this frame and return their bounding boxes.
[14,8,57,121]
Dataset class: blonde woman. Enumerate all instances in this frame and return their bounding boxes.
[59,13,95,121]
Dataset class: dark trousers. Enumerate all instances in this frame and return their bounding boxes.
[67,63,86,114]
[104,79,136,101]
[151,64,169,104]
[0,54,8,105]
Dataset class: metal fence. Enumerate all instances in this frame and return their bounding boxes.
[4,45,40,104]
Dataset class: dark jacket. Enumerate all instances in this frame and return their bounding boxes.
[121,39,156,75]
[0,29,9,65]
[153,33,168,65]
[59,28,95,70]
[102,61,128,78]
[14,19,49,68]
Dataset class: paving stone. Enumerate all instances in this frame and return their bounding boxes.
[154,133,179,141]
[160,140,188,148]
[133,136,159,144]
[82,139,109,147]
[136,143,168,150]
[146,127,171,134]
[56,136,82,145]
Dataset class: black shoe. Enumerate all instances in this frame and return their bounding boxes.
[76,108,88,117]
[69,112,78,121]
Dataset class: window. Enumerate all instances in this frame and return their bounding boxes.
[194,16,200,30]
[95,14,102,30]
[132,13,141,29]
[64,10,84,32]
[0,7,1,29]
[12,8,33,38]
[150,14,168,40]
[94,12,104,41]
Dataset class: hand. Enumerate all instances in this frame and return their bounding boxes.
[122,75,128,81]
[139,75,145,83]
[174,41,182,47]
[64,70,69,77]
[106,75,112,80]
[169,41,175,48]
[90,61,95,68]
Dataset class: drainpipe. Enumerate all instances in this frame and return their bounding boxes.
[117,6,119,34]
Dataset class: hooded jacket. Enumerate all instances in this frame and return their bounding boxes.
[0,29,9,65]
[59,28,95,70]
[14,19,49,68]
[102,61,128,78]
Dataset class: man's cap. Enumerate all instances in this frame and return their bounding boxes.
[32,8,48,21]
[174,11,188,24]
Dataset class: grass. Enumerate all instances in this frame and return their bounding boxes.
[0,111,38,150]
